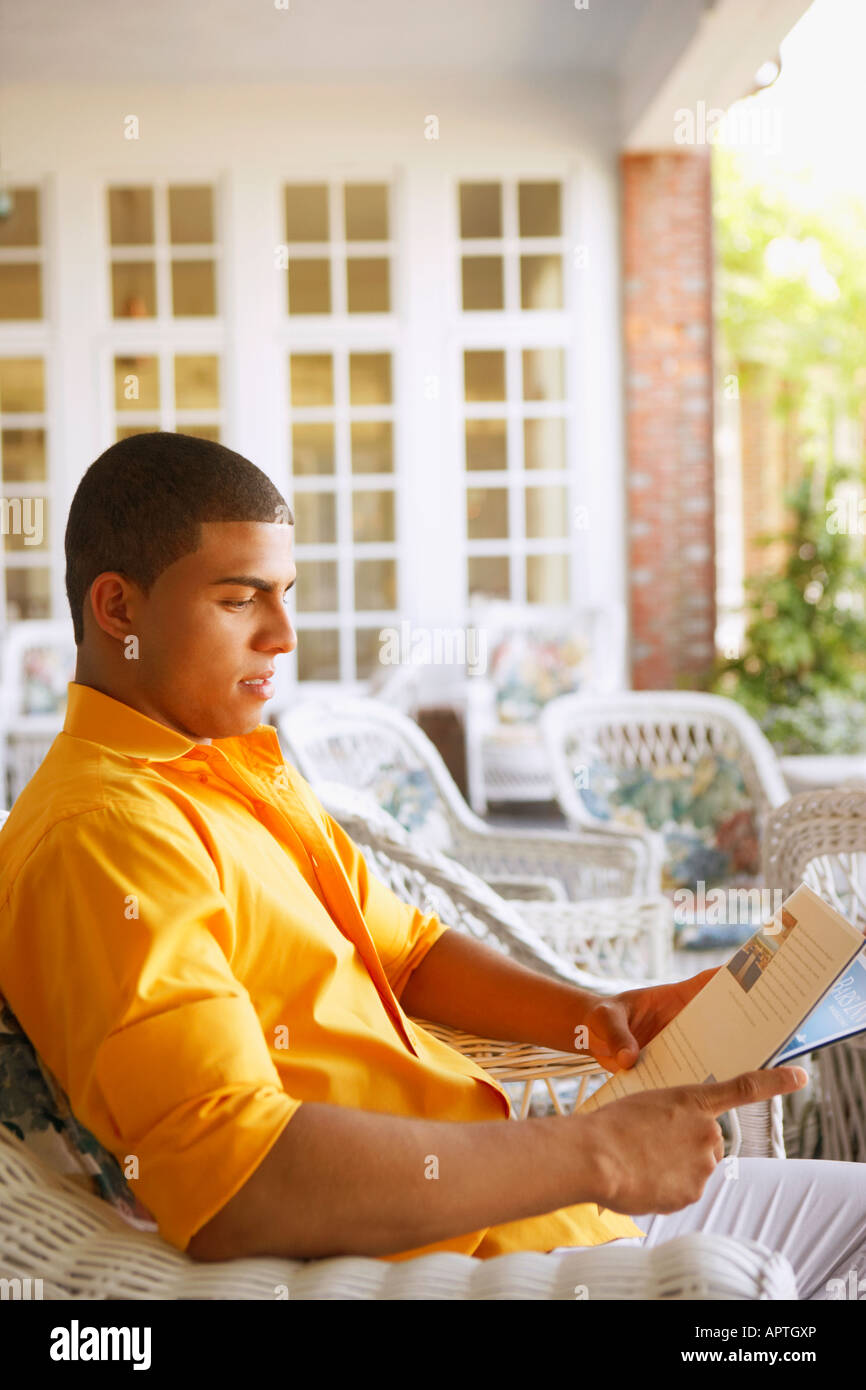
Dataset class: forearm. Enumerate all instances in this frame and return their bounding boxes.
[187,1099,603,1262]
[399,927,595,1054]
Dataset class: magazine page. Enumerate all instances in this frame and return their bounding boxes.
[771,948,866,1063]
[577,883,865,1115]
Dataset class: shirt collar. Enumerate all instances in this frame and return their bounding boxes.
[61,681,283,767]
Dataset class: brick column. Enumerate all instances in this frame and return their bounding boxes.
[622,149,716,689]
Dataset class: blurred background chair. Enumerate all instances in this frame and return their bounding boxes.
[0,620,76,808]
[541,690,791,961]
[278,695,674,978]
[278,693,661,904]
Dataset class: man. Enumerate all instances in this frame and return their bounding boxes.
[0,433,863,1295]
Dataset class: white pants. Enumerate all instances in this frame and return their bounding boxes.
[553,1157,866,1300]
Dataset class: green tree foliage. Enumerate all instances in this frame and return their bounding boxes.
[709,148,866,751]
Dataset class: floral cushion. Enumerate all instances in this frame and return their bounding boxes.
[577,753,761,897]
[0,992,157,1231]
[366,764,452,852]
[490,631,590,725]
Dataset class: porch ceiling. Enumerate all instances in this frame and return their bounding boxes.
[0,0,814,150]
[0,0,694,82]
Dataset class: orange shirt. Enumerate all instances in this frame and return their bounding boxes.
[0,681,642,1257]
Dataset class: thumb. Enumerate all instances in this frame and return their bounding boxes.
[591,1004,639,1068]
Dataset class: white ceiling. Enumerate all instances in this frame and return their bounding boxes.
[0,0,668,82]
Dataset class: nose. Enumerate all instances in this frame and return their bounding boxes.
[275,610,297,656]
[261,598,297,656]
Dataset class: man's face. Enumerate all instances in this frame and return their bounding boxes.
[89,520,297,743]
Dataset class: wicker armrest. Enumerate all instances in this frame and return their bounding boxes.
[411,1017,606,1118]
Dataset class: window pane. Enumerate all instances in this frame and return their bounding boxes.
[288,258,331,314]
[111,262,156,317]
[518,182,561,237]
[0,265,41,319]
[526,552,569,603]
[344,184,388,240]
[352,490,394,543]
[171,260,216,315]
[294,492,336,544]
[290,354,333,407]
[464,350,505,402]
[467,487,508,539]
[296,560,337,612]
[355,628,385,681]
[459,183,501,238]
[468,555,509,599]
[523,348,565,400]
[0,189,40,246]
[526,485,569,538]
[346,258,389,313]
[0,358,44,412]
[116,425,161,441]
[351,420,393,474]
[180,424,221,441]
[175,354,220,409]
[462,256,503,310]
[297,628,339,681]
[520,255,563,310]
[465,419,507,471]
[168,186,214,243]
[285,184,329,242]
[5,566,51,621]
[3,496,48,551]
[108,188,154,245]
[524,417,566,470]
[1,428,46,482]
[292,422,335,475]
[114,356,159,411]
[349,353,391,405]
[354,558,396,611]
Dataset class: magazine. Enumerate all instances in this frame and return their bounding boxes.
[577,882,866,1117]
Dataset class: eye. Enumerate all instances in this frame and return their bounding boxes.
[222,592,293,610]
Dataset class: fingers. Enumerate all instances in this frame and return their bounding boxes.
[702,1066,808,1117]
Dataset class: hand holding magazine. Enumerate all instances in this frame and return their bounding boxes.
[577,882,866,1117]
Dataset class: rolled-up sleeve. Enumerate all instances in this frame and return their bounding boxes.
[2,804,300,1253]
[317,807,451,999]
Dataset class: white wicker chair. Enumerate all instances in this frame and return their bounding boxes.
[540,690,790,854]
[0,1128,797,1299]
[763,787,866,1162]
[0,803,794,1298]
[277,695,661,903]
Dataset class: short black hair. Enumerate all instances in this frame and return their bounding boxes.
[65,431,293,645]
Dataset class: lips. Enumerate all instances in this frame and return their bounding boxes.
[239,669,275,698]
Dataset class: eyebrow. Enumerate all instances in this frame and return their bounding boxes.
[209,574,297,593]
